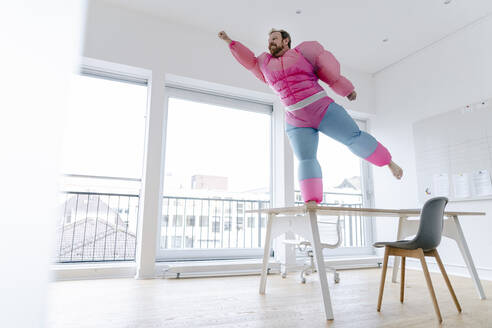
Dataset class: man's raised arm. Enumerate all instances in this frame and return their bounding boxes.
[218,31,266,83]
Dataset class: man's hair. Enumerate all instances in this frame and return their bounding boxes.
[269,28,291,48]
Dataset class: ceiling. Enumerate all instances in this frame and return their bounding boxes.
[103,0,492,74]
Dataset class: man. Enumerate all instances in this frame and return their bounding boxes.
[218,29,403,204]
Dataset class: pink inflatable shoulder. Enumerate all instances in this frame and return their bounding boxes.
[295,41,354,97]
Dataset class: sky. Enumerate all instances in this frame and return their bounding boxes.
[61,74,362,194]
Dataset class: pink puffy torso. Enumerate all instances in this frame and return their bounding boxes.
[257,49,334,127]
[257,49,329,106]
[228,40,354,127]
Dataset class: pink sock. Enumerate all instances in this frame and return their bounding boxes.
[300,178,323,203]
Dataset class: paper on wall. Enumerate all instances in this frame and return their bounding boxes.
[452,173,471,198]
[432,173,449,197]
[472,170,492,196]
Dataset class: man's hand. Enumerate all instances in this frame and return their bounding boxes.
[347,91,357,101]
[218,31,232,44]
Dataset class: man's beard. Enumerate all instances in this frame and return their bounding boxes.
[269,44,283,56]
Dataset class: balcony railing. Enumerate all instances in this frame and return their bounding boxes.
[55,191,139,263]
[55,177,366,263]
[161,191,366,251]
[160,196,270,250]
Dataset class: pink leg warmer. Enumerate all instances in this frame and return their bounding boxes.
[365,142,392,167]
[299,178,323,203]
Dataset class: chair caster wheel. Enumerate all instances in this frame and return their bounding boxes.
[281,272,287,279]
[301,278,306,284]
[334,273,340,284]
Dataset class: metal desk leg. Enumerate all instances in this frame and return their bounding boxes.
[260,213,274,295]
[442,215,486,300]
[392,216,406,283]
[308,209,334,320]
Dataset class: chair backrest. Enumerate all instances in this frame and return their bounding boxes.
[318,216,342,248]
[412,197,448,251]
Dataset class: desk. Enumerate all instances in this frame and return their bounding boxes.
[247,203,486,320]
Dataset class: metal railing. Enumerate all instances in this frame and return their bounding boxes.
[160,196,270,249]
[55,182,366,263]
[55,191,139,263]
[161,191,366,250]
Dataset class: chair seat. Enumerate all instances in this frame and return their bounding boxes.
[373,240,434,252]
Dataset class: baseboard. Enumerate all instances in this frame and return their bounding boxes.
[389,257,492,281]
[51,256,385,281]
[52,262,136,281]
[159,259,281,279]
[159,255,382,279]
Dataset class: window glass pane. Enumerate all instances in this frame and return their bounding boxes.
[60,74,147,180]
[160,97,271,252]
[56,74,147,263]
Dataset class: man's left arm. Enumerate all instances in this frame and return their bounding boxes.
[295,41,356,100]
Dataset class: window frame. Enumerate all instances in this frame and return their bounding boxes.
[156,85,274,261]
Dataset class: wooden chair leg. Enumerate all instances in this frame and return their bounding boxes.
[432,249,462,313]
[419,249,442,323]
[377,246,390,311]
[400,256,406,303]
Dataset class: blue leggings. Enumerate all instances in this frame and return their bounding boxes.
[286,102,390,203]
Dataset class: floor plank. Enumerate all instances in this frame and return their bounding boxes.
[47,268,492,327]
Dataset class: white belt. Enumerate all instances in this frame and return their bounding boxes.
[285,91,328,112]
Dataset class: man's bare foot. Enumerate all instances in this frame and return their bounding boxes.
[388,160,403,180]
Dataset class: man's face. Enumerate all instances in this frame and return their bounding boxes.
[268,32,286,56]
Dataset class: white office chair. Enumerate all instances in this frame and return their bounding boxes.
[283,215,343,284]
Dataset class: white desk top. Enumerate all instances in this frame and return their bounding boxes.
[246,204,485,218]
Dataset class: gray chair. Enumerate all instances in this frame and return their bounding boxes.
[373,197,461,323]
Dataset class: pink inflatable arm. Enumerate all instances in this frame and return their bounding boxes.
[295,41,354,97]
[229,41,266,83]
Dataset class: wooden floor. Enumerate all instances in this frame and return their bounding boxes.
[47,268,492,328]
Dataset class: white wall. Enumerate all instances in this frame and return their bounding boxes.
[372,15,492,280]
[83,0,376,116]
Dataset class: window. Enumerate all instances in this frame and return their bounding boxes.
[224,219,231,231]
[236,217,244,231]
[173,215,183,227]
[158,87,272,260]
[56,71,147,263]
[199,215,209,227]
[60,73,147,181]
[185,237,194,248]
[186,215,196,227]
[162,215,169,226]
[172,236,182,248]
[212,222,221,233]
